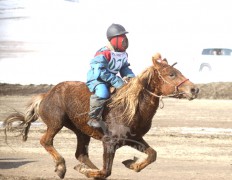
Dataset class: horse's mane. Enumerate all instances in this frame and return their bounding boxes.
[108,66,156,125]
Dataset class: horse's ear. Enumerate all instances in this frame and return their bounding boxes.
[162,58,168,64]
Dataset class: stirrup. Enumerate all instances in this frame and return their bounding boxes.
[87,119,101,128]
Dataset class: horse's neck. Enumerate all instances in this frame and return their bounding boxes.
[128,91,158,136]
[139,91,159,121]
[137,72,161,125]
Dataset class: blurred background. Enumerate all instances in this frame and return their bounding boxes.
[0,0,231,85]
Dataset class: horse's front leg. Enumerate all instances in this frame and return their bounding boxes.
[77,135,117,179]
[122,137,157,172]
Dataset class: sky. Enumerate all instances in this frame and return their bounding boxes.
[0,0,232,84]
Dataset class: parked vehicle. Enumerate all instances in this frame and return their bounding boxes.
[195,48,232,82]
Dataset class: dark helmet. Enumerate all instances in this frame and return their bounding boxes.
[106,23,128,41]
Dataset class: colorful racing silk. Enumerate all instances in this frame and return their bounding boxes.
[86,46,135,92]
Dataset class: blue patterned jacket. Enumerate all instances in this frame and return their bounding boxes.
[86,46,135,92]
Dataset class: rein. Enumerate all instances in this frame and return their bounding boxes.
[144,88,185,109]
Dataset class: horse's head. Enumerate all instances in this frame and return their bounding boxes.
[151,53,199,100]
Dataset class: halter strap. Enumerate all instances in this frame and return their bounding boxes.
[144,75,188,109]
[157,69,189,94]
[175,78,189,92]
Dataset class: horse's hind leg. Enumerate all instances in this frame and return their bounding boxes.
[76,133,99,169]
[67,126,98,170]
[40,127,66,179]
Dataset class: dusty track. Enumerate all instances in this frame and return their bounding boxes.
[0,96,232,180]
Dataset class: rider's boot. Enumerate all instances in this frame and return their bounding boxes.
[87,94,107,128]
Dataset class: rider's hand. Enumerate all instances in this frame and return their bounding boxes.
[110,87,116,94]
[122,76,131,83]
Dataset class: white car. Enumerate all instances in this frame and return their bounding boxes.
[195,48,232,82]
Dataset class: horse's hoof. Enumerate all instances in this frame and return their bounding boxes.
[122,156,140,171]
[122,159,135,169]
[74,164,103,178]
[74,164,91,177]
[122,156,138,167]
[74,164,82,171]
[55,164,66,179]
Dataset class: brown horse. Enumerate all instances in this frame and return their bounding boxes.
[4,53,199,179]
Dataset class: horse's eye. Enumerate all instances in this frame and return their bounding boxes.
[169,73,175,78]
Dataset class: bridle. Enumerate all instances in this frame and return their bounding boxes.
[144,64,189,108]
[157,69,189,95]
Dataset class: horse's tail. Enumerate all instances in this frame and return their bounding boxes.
[3,93,45,142]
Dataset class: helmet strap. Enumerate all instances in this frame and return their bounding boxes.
[116,36,119,51]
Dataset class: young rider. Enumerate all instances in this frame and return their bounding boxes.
[86,23,135,128]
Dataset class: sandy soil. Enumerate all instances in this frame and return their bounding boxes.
[0,96,232,180]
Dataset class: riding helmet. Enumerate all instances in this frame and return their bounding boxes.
[106,23,128,41]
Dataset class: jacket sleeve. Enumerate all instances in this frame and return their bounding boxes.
[120,61,135,78]
[91,55,124,88]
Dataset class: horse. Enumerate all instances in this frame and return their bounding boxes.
[4,53,199,179]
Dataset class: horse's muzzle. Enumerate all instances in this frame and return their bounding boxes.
[187,87,199,100]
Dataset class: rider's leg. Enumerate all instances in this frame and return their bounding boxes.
[88,84,110,128]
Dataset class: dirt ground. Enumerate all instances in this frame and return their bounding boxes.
[0,95,231,180]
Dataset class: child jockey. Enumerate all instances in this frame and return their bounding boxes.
[86,23,135,128]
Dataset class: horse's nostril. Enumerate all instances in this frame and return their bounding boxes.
[191,87,199,94]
